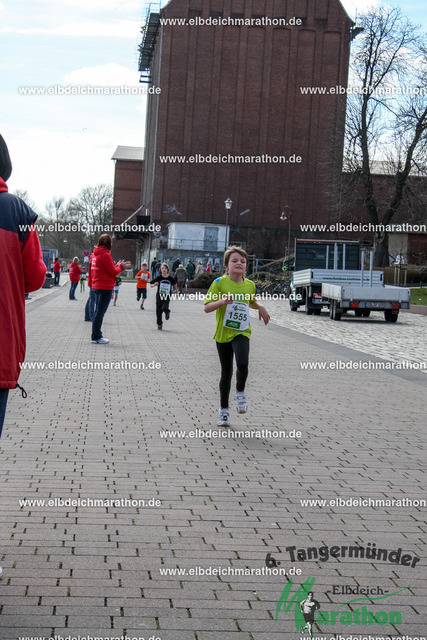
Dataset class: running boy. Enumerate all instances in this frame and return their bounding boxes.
[111,275,122,306]
[204,246,270,427]
[136,261,150,309]
[80,270,87,293]
[150,263,177,330]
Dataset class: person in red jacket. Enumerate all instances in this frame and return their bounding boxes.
[68,257,81,300]
[90,234,130,344]
[84,247,97,321]
[52,258,62,285]
[0,134,46,577]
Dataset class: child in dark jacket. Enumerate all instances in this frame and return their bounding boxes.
[150,263,177,330]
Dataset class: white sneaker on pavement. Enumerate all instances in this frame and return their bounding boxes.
[91,337,110,344]
[236,392,248,414]
[217,408,230,427]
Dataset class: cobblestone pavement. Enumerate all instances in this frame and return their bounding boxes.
[251,297,427,370]
[0,283,425,640]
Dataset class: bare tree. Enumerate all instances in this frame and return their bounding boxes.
[67,184,113,247]
[12,189,38,211]
[344,5,427,265]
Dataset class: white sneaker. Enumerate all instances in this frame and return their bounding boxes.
[0,566,3,578]
[217,408,230,427]
[236,392,248,414]
[91,337,110,344]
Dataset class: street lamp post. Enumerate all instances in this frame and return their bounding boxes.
[280,206,292,264]
[224,198,232,251]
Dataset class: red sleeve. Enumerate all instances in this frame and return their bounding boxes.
[21,226,47,292]
[101,252,124,278]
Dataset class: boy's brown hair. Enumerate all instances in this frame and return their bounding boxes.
[160,262,170,272]
[224,246,248,267]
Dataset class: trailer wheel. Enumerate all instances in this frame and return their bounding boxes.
[362,310,371,318]
[330,300,342,321]
[306,306,314,315]
[290,302,298,311]
[313,308,321,315]
[354,309,363,317]
[384,310,398,322]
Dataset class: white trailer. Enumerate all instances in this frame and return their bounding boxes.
[290,240,411,322]
[321,282,410,321]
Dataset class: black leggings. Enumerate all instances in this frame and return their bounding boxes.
[216,335,250,409]
[156,298,170,325]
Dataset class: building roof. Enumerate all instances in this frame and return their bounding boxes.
[112,146,144,162]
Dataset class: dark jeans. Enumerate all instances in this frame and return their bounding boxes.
[91,289,112,340]
[85,287,97,321]
[137,288,147,301]
[69,281,78,299]
[54,272,60,285]
[216,335,250,409]
[156,298,170,326]
[0,388,9,438]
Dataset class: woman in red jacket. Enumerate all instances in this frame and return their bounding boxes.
[69,257,81,300]
[90,234,130,344]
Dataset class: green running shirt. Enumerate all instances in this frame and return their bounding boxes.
[205,275,256,343]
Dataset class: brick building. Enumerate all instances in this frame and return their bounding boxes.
[111,146,145,265]
[136,0,353,257]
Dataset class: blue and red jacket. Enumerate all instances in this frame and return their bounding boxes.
[0,177,46,388]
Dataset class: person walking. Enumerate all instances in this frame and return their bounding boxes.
[90,234,130,344]
[175,264,187,294]
[186,258,195,281]
[84,248,97,322]
[151,256,159,278]
[172,256,181,275]
[204,246,270,427]
[52,258,62,285]
[69,257,81,300]
[195,260,204,276]
[0,133,46,578]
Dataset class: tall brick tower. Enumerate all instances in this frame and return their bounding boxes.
[139,0,353,256]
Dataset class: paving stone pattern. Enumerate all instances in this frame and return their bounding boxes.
[0,283,425,639]
[258,298,427,368]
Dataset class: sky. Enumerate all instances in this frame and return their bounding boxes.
[1,0,426,212]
